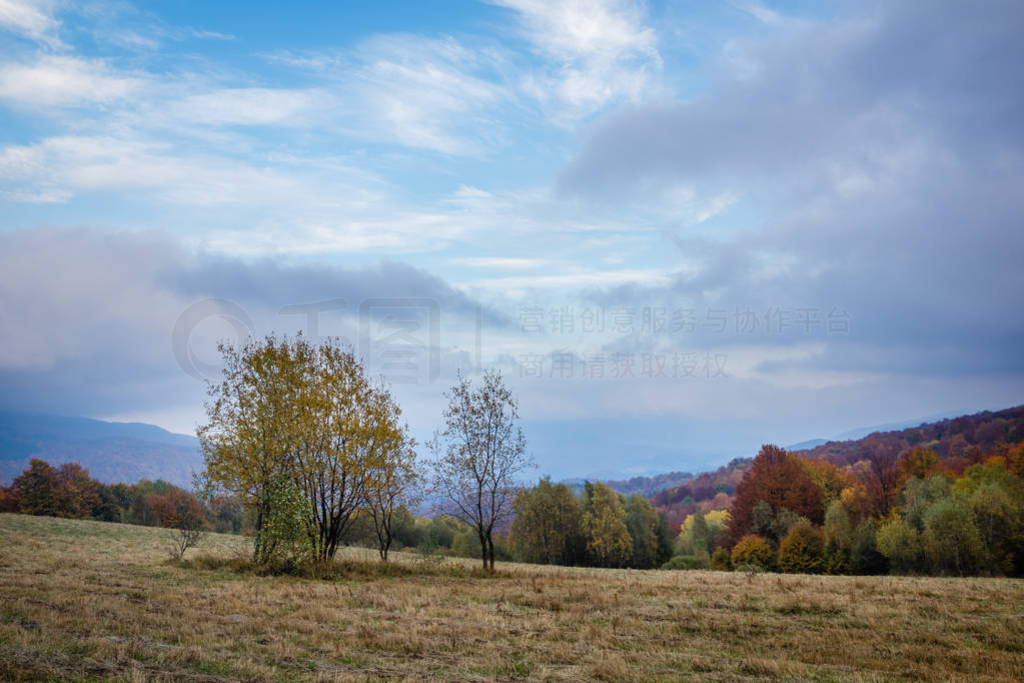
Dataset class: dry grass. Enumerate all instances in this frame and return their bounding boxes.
[1,513,1022,681]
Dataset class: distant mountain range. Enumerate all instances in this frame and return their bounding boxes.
[0,406,1012,498]
[786,410,967,450]
[0,412,202,488]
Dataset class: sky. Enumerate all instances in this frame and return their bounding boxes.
[1,0,1022,479]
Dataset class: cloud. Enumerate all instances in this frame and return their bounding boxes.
[0,54,143,107]
[450,257,548,270]
[558,0,1024,379]
[492,0,661,117]
[0,0,61,47]
[166,87,326,127]
[270,34,512,155]
[0,227,503,420]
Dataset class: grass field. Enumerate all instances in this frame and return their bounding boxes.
[1,514,1022,681]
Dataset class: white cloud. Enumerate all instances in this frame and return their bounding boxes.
[451,257,548,270]
[459,268,672,291]
[270,35,512,155]
[0,55,143,107]
[0,0,61,47]
[492,0,661,116]
[168,87,327,127]
[0,135,387,210]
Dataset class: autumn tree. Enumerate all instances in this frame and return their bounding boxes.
[726,445,824,546]
[292,344,414,560]
[582,482,633,567]
[855,440,903,517]
[777,520,825,573]
[509,477,583,565]
[430,370,532,570]
[199,335,415,563]
[13,459,63,517]
[364,425,419,561]
[730,534,773,570]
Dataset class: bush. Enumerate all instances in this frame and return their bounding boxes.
[730,534,773,570]
[661,555,708,570]
[777,520,825,573]
[711,547,732,571]
[256,475,316,567]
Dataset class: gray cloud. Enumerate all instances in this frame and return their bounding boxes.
[0,227,503,419]
[562,0,1024,378]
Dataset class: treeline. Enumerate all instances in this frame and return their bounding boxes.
[681,442,1024,576]
[0,457,514,562]
[508,479,672,569]
[0,458,243,533]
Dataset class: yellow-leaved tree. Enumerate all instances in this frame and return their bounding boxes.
[582,482,633,568]
[197,335,415,563]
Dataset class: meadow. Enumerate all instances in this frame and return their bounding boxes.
[0,513,1022,681]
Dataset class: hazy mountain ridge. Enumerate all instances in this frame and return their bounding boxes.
[0,412,202,488]
[561,470,695,498]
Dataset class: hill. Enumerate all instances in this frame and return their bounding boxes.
[0,412,202,487]
[651,404,1024,532]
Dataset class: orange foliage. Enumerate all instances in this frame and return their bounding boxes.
[727,445,824,546]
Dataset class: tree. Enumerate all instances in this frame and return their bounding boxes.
[777,520,825,574]
[430,370,532,570]
[921,497,984,575]
[13,459,62,517]
[293,344,413,560]
[582,482,633,567]
[822,499,854,572]
[730,534,773,570]
[876,517,920,574]
[55,463,101,518]
[625,495,669,568]
[509,478,583,565]
[897,447,942,483]
[365,432,419,561]
[856,441,903,517]
[199,335,414,562]
[726,445,824,546]
[165,491,208,560]
[198,336,308,561]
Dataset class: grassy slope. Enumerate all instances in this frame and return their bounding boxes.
[0,514,1022,681]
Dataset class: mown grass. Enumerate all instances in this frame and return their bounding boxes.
[1,513,1022,681]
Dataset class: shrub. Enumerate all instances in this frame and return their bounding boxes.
[730,534,773,570]
[777,520,825,574]
[661,555,708,570]
[711,547,732,571]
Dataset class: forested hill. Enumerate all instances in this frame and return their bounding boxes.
[0,413,202,488]
[797,405,1024,469]
[651,405,1024,532]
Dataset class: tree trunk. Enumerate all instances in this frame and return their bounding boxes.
[479,530,488,569]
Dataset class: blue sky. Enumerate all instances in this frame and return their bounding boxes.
[1,0,1022,479]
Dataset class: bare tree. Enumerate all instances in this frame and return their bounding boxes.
[168,494,207,560]
[430,370,532,570]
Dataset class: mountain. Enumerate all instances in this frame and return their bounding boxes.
[561,470,694,498]
[0,412,202,488]
[786,438,828,451]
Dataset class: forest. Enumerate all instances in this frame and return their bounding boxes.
[4,399,1022,577]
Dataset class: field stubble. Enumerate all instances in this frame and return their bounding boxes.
[0,513,1022,681]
